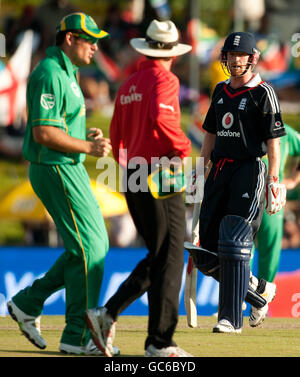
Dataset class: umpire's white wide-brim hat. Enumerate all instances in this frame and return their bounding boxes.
[130,19,192,58]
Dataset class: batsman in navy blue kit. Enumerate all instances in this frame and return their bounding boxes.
[188,32,287,333]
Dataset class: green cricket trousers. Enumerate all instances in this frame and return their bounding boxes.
[252,208,284,282]
[12,162,109,346]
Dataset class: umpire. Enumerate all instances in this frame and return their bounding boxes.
[86,19,192,357]
[198,32,286,333]
[7,13,113,355]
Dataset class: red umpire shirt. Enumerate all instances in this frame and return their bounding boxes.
[110,59,191,166]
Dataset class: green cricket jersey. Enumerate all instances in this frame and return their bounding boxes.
[23,46,86,164]
[262,124,300,180]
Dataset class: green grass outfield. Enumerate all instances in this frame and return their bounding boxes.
[1,315,300,357]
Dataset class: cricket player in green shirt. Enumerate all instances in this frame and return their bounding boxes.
[7,12,115,356]
[252,124,300,282]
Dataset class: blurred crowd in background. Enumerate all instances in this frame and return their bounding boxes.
[1,0,300,248]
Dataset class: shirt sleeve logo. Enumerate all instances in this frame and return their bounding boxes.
[159,103,174,112]
[40,94,55,110]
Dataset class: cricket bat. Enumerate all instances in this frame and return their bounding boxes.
[184,200,201,328]
[184,161,210,327]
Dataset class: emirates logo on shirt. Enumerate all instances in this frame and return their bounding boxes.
[222,112,234,129]
[120,85,142,105]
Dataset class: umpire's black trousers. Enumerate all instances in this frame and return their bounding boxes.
[105,168,186,349]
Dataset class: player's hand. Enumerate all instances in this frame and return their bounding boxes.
[87,127,103,140]
[88,137,112,157]
[265,176,286,215]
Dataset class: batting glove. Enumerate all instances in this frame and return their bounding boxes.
[265,176,286,215]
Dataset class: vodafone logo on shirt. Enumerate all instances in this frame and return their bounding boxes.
[222,112,234,129]
[217,112,240,138]
[120,85,142,105]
